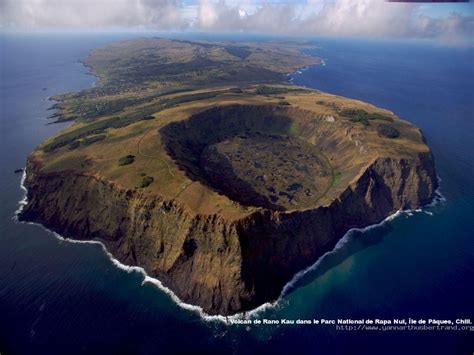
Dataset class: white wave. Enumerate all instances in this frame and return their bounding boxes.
[287,59,324,85]
[280,209,404,298]
[14,169,446,324]
[424,177,446,208]
[13,169,28,222]
[14,169,267,323]
[17,216,231,322]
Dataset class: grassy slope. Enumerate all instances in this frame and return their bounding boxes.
[35,84,430,220]
[32,38,430,219]
[49,38,320,123]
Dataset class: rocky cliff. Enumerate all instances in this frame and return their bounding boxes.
[20,150,437,316]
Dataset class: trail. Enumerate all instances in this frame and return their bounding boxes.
[137,125,175,179]
[137,123,194,199]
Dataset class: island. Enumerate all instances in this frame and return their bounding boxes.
[20,38,438,316]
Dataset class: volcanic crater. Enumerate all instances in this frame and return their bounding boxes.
[20,38,439,316]
[160,104,336,211]
[23,85,438,316]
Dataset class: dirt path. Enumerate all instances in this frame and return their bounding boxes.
[137,124,195,200]
[137,125,175,179]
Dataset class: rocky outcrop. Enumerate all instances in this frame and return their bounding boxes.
[21,151,437,315]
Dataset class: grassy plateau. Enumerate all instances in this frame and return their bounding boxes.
[33,38,430,220]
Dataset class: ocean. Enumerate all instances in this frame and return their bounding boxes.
[0,33,473,354]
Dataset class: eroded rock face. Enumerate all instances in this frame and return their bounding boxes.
[21,149,437,315]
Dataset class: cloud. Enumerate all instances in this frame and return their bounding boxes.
[195,0,474,46]
[196,0,298,32]
[1,0,472,46]
[303,0,417,37]
[0,0,183,30]
[414,12,474,47]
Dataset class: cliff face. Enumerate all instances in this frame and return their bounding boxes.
[21,151,437,315]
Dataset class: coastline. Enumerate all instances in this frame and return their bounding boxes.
[3,33,472,355]
[45,58,99,124]
[15,168,445,323]
[12,38,444,322]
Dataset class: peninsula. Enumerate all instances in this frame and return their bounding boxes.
[20,38,438,315]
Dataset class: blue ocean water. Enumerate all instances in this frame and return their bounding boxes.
[0,34,473,354]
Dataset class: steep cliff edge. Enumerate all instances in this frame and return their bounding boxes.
[21,149,437,315]
[19,38,439,315]
[20,36,441,314]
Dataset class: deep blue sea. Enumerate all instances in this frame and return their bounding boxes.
[1,34,473,355]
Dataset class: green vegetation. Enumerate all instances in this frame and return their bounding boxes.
[34,79,426,216]
[43,117,123,152]
[339,109,370,125]
[82,134,107,146]
[139,176,154,188]
[159,90,227,108]
[118,155,136,166]
[50,87,198,122]
[256,86,309,95]
[54,38,318,107]
[367,112,394,122]
[48,37,321,128]
[377,124,400,138]
[339,108,393,126]
[34,37,426,216]
[68,141,81,150]
[65,135,106,151]
[43,90,229,152]
[224,46,252,60]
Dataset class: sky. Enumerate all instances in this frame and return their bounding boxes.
[1,0,473,46]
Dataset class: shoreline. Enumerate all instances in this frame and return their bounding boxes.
[14,168,445,324]
[45,58,99,124]
[12,39,445,323]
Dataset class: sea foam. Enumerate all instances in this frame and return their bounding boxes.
[14,168,445,324]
